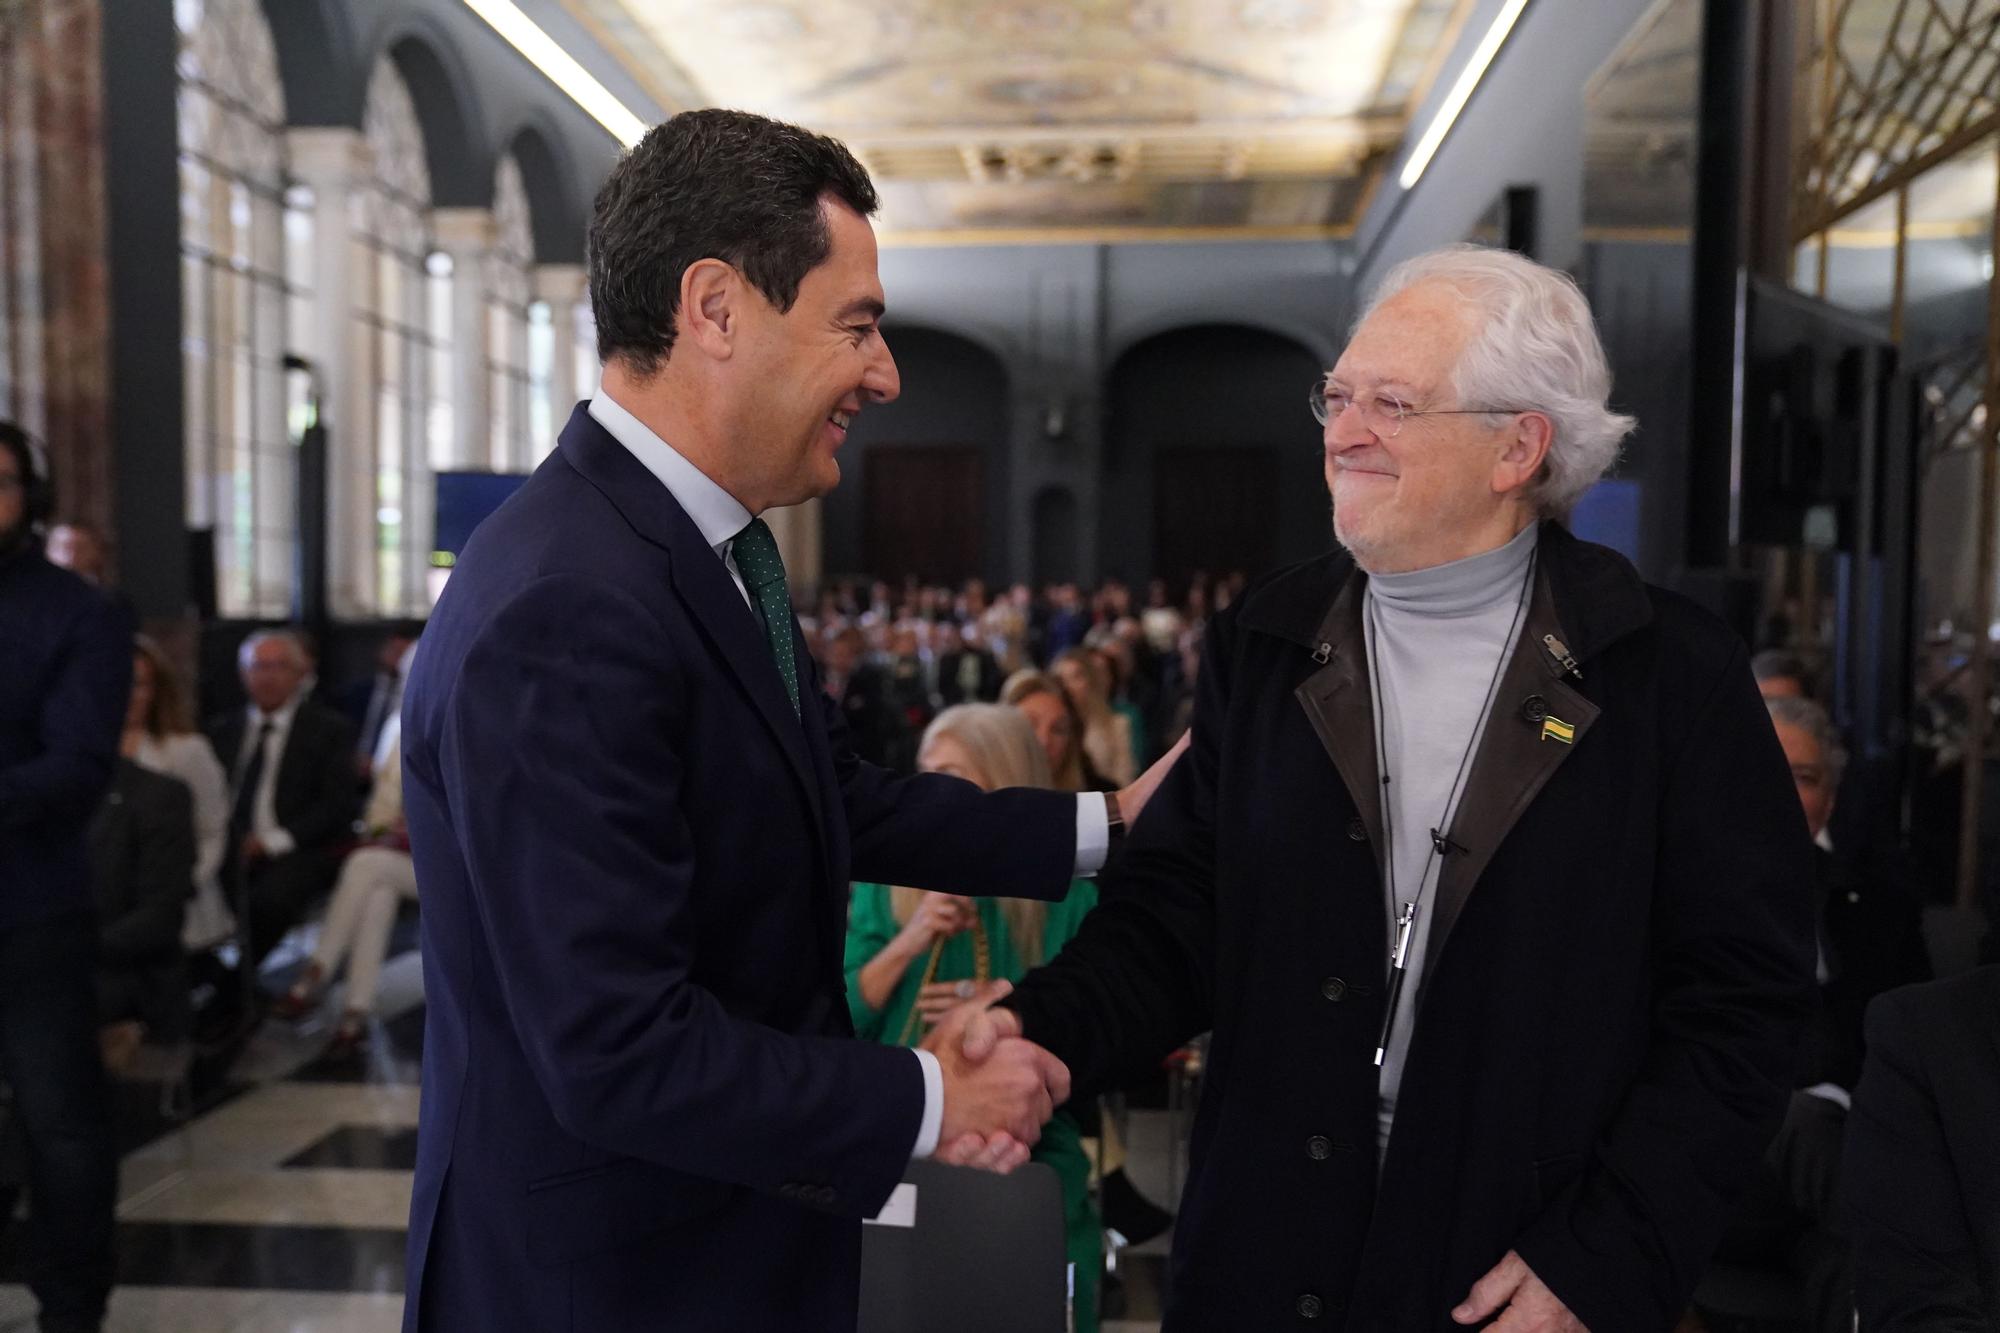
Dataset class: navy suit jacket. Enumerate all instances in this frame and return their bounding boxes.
[400,405,1077,1332]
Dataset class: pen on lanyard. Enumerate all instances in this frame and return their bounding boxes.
[1374,900,1419,1067]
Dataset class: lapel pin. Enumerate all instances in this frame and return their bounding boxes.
[1540,715,1576,745]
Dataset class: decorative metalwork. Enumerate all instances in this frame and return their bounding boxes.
[1794,0,2000,238]
[1916,334,1990,470]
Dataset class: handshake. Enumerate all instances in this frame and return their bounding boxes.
[919,979,1068,1174]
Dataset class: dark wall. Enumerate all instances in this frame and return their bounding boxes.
[1100,325,1330,586]
[1581,241,1697,580]
[824,326,1011,580]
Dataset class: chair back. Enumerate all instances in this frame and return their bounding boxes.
[859,1159,1068,1333]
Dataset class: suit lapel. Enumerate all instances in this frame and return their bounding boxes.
[1293,570,1385,875]
[1423,560,1600,991]
[557,407,822,825]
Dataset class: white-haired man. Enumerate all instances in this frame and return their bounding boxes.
[939,245,1817,1330]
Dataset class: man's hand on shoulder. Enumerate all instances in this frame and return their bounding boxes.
[919,980,1067,1174]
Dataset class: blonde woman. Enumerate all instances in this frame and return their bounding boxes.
[844,704,1103,1331]
[1001,669,1113,794]
[122,636,233,949]
[1052,648,1136,787]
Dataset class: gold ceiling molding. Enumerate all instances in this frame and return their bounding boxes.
[558,0,1455,234]
[1793,0,2000,239]
[876,221,1356,248]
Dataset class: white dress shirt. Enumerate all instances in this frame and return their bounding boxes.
[234,695,302,858]
[588,390,1110,1162]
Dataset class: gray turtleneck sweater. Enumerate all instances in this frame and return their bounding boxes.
[1364,522,1538,1150]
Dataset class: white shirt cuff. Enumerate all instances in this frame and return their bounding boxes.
[261,827,297,858]
[1074,793,1109,876]
[910,1049,945,1159]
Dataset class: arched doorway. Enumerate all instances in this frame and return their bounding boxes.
[1102,324,1327,589]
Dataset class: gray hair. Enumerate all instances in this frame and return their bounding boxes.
[1360,244,1635,518]
[1766,695,1847,788]
[237,628,310,673]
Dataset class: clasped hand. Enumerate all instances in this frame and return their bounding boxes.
[918,979,1067,1174]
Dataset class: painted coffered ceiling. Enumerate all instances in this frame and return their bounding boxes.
[557,0,1470,238]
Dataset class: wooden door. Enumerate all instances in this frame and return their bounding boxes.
[863,445,983,583]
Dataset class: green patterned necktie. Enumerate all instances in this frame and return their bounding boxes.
[730,518,801,718]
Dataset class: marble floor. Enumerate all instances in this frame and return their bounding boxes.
[0,936,1182,1332]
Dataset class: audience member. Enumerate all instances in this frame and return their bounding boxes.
[271,716,415,1061]
[1842,966,2000,1329]
[43,519,134,629]
[202,629,356,1013]
[1003,669,1114,792]
[820,623,897,767]
[1052,648,1137,787]
[0,419,128,1333]
[884,624,934,771]
[843,704,1103,1331]
[122,637,233,951]
[1710,696,1930,1332]
[933,621,1001,706]
[1752,648,1815,700]
[338,623,420,780]
[89,758,196,1058]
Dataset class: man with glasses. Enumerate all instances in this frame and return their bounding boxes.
[0,422,129,1333]
[942,246,1815,1331]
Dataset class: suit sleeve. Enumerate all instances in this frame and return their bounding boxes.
[1842,987,1989,1332]
[278,712,357,850]
[444,574,924,1218]
[1514,642,1818,1330]
[995,604,1234,1099]
[0,593,128,832]
[99,776,196,962]
[801,641,1077,900]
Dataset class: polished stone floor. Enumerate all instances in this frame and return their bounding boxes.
[0,933,1181,1332]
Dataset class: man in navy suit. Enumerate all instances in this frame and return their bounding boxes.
[399,110,1175,1332]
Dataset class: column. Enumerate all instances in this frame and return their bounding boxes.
[286,126,372,618]
[534,262,588,452]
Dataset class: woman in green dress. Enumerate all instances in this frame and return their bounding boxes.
[844,703,1103,1332]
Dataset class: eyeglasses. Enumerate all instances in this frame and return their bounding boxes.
[1309,376,1528,438]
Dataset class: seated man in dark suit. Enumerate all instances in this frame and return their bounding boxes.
[90,759,196,1055]
[933,622,1002,707]
[1708,697,1932,1332]
[204,629,356,991]
[1843,966,2000,1329]
[821,623,898,767]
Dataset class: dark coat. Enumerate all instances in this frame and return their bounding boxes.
[0,548,132,930]
[1806,844,1931,1090]
[1005,523,1816,1332]
[935,647,1003,706]
[89,759,194,1039]
[398,405,1078,1333]
[204,697,356,858]
[1843,966,2000,1331]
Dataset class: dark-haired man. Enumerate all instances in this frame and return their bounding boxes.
[0,422,129,1333]
[399,111,1177,1330]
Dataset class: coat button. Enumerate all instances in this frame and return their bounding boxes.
[1306,1135,1332,1161]
[1521,694,1548,724]
[1346,817,1367,842]
[1320,977,1347,1002]
[1297,1293,1324,1319]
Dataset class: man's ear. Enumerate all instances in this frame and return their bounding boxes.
[679,258,742,360]
[1493,411,1554,498]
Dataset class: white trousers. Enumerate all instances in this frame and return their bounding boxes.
[311,847,418,1015]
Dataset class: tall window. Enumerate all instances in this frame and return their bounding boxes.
[357,61,450,616]
[176,0,296,617]
[487,154,534,470]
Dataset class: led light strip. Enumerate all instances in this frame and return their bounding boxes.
[461,0,649,147]
[1397,0,1533,191]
